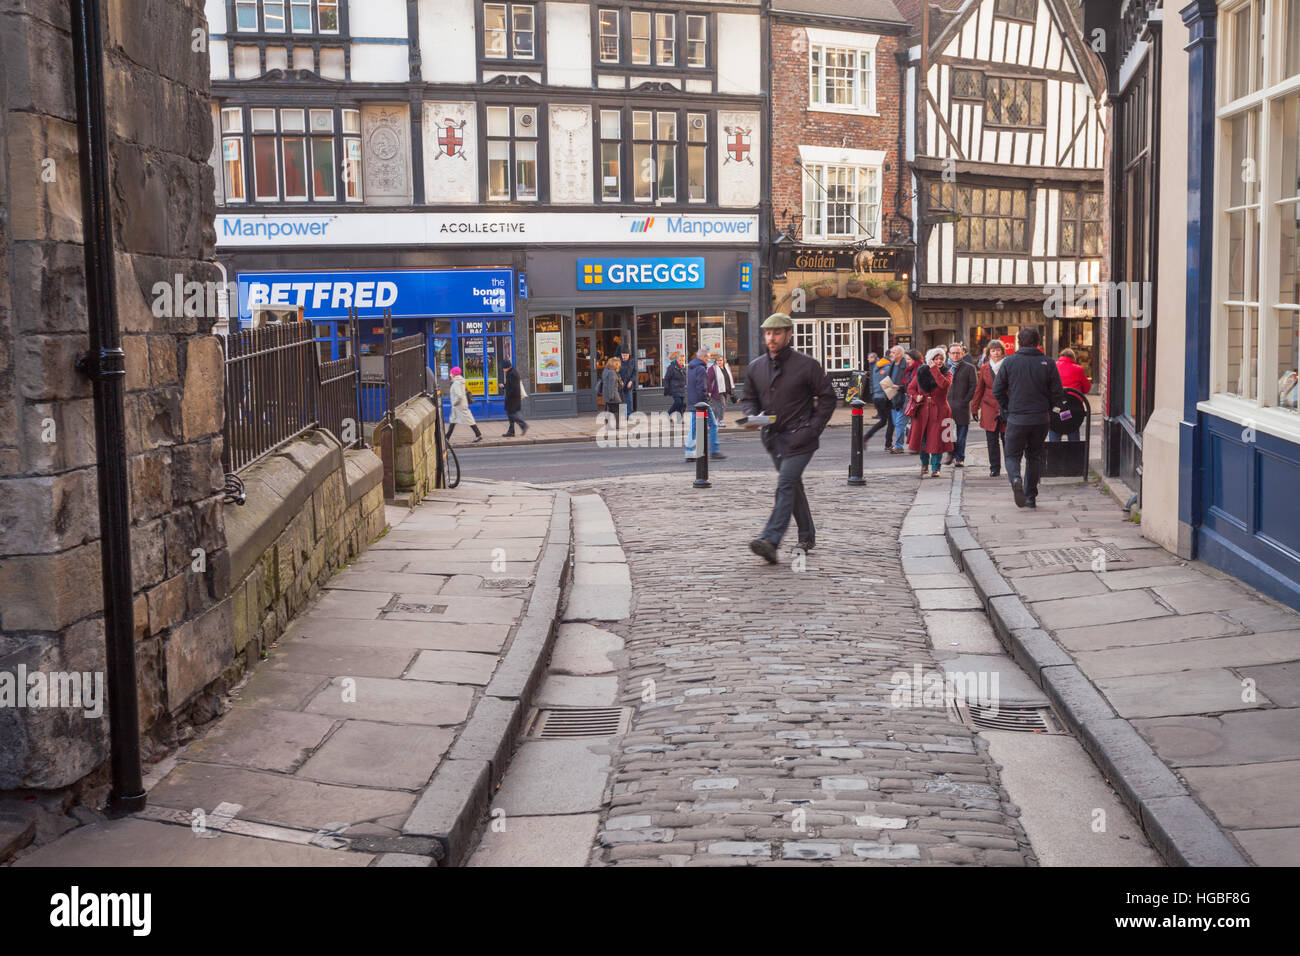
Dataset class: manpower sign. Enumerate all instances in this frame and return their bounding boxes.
[216,212,759,247]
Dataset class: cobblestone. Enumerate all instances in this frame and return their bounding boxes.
[591,473,1034,866]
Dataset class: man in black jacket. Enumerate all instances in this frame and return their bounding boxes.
[992,327,1065,508]
[944,343,977,467]
[619,348,637,414]
[742,313,837,563]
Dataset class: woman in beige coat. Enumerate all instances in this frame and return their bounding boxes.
[446,367,482,442]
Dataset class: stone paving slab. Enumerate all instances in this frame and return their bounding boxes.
[290,618,511,652]
[266,642,418,679]
[296,722,453,790]
[956,468,1299,865]
[304,676,475,725]
[405,650,499,686]
[492,740,612,816]
[182,707,336,774]
[468,813,601,867]
[1134,709,1300,767]
[549,623,624,675]
[1095,669,1270,719]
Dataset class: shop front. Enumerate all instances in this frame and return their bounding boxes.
[235,267,517,420]
[912,300,1099,390]
[519,250,760,419]
[770,245,913,391]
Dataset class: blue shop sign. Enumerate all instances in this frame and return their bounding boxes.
[576,257,705,291]
[237,269,514,320]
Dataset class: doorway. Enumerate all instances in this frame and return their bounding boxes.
[576,332,598,412]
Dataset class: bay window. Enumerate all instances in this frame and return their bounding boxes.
[234,0,339,33]
[1212,0,1300,416]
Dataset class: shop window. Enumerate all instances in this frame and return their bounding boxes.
[220,108,246,202]
[1213,0,1299,418]
[486,105,539,201]
[823,321,854,371]
[687,15,707,67]
[969,311,1042,358]
[529,314,569,393]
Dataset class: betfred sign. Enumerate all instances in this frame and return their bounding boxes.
[237,269,513,320]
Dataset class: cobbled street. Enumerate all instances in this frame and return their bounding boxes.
[584,469,1034,866]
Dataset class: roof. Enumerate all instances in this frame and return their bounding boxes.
[771,0,909,26]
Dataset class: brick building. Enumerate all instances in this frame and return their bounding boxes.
[768,0,913,394]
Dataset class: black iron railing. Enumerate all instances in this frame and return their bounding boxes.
[221,322,363,473]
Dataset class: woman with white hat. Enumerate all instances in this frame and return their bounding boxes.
[906,346,955,477]
[445,367,483,443]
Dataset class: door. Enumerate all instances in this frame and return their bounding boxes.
[860,326,886,367]
[576,332,598,412]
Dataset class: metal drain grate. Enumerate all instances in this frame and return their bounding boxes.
[390,602,446,615]
[951,700,1065,734]
[483,577,534,589]
[1022,543,1129,568]
[526,706,632,739]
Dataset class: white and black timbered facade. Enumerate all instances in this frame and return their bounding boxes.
[206,0,764,421]
[910,0,1105,382]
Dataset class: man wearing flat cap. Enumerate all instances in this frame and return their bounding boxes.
[742,313,837,564]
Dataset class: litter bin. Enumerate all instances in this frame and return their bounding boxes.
[1041,387,1090,479]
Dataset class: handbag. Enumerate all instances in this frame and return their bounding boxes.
[904,395,919,417]
[519,380,528,399]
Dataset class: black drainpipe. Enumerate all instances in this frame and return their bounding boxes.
[69,0,146,815]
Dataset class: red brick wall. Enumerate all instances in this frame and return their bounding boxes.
[771,21,907,242]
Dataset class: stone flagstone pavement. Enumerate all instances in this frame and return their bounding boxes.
[13,482,556,867]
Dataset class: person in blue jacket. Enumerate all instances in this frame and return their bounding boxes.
[684,348,724,460]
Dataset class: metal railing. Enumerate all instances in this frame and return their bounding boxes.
[359,312,428,424]
[221,321,363,473]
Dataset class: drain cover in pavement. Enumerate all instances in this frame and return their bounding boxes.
[526,706,632,739]
[952,701,1065,734]
[391,602,446,615]
[483,577,534,589]
[1021,543,1129,568]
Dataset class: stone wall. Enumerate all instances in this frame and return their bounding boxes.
[393,397,440,501]
[224,432,384,672]
[0,0,227,791]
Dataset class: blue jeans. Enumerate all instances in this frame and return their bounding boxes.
[953,423,969,461]
[685,405,720,455]
[891,407,909,448]
[761,450,814,545]
[919,451,943,471]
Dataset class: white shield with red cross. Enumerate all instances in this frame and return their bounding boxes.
[724,126,753,166]
[436,119,467,160]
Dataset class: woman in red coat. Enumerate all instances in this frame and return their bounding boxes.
[907,346,955,477]
[971,340,1008,477]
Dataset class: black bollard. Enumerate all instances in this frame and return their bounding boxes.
[848,397,866,485]
[693,402,711,488]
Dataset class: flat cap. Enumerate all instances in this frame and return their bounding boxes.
[761,313,794,329]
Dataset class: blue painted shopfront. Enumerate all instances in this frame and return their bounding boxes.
[1179,1,1300,611]
[236,269,516,420]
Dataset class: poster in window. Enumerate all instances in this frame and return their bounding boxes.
[535,331,563,384]
[700,327,724,357]
[660,328,686,379]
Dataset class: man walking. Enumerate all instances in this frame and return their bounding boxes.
[501,359,529,437]
[742,313,837,563]
[663,351,686,417]
[992,328,1066,509]
[685,347,724,460]
[864,349,895,450]
[943,343,977,467]
[619,347,637,416]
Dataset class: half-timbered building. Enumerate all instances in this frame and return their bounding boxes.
[910,0,1105,380]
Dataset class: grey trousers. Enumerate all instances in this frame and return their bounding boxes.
[761,449,815,545]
